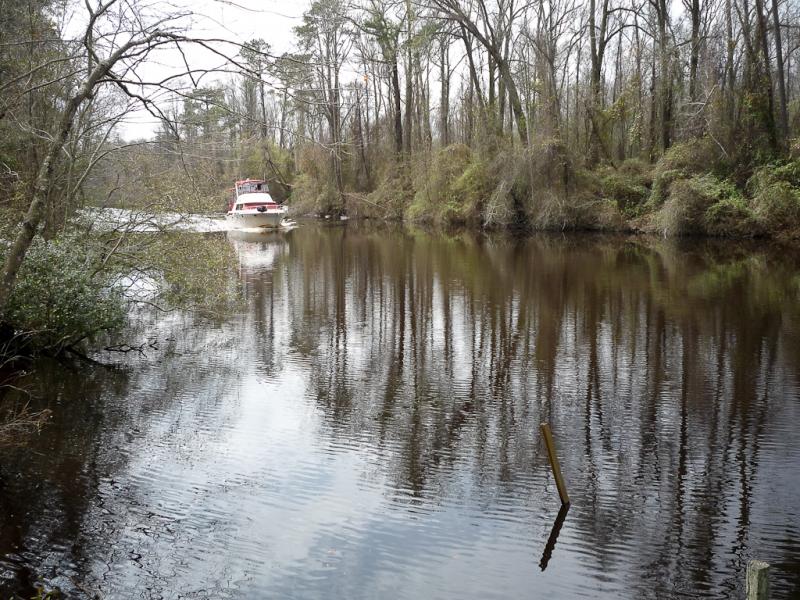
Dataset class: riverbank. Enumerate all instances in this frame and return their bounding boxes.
[290,137,800,242]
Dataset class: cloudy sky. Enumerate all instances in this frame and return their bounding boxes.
[104,0,311,139]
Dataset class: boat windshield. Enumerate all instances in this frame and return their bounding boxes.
[235,201,276,211]
[237,181,267,195]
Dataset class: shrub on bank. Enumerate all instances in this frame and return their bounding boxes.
[744,159,800,234]
[450,159,493,225]
[502,138,577,229]
[751,181,800,231]
[289,145,341,216]
[656,174,749,236]
[655,137,723,175]
[598,164,650,217]
[704,196,759,237]
[647,138,726,210]
[364,163,413,220]
[291,172,339,216]
[2,235,125,352]
[285,133,800,238]
[408,145,474,224]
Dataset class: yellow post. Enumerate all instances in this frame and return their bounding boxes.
[540,422,570,506]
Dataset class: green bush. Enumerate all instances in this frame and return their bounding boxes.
[744,159,800,232]
[2,235,125,350]
[647,169,683,209]
[656,174,741,236]
[449,159,493,224]
[704,196,759,237]
[648,138,724,210]
[747,159,800,195]
[290,172,339,216]
[655,137,722,175]
[366,164,413,220]
[143,232,240,312]
[409,145,474,223]
[618,158,653,185]
[751,181,800,230]
[289,145,341,215]
[598,168,650,217]
[500,139,575,229]
[588,199,628,231]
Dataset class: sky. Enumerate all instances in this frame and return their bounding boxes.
[101,0,312,140]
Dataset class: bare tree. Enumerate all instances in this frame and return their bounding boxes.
[0,0,254,312]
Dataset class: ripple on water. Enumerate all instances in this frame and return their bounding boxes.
[3,227,800,599]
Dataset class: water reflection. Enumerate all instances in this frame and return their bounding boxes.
[540,503,570,571]
[1,224,799,599]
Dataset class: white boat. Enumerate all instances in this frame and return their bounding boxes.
[226,178,287,229]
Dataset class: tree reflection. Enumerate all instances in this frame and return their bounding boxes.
[2,226,799,598]
[280,226,800,595]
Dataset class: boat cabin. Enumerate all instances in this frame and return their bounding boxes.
[236,179,269,195]
[229,179,279,212]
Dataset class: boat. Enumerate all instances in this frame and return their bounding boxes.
[226,179,288,229]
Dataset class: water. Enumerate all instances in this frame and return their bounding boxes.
[1,222,799,599]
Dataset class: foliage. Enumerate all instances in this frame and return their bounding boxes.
[644,139,726,212]
[516,139,627,231]
[655,137,724,176]
[743,159,800,233]
[592,199,629,231]
[597,165,650,217]
[750,181,800,231]
[289,145,340,215]
[704,196,759,237]
[450,159,493,224]
[409,145,474,224]
[139,232,241,314]
[2,235,125,351]
[0,224,240,357]
[656,174,744,236]
[649,169,684,208]
[362,163,413,220]
[747,158,800,194]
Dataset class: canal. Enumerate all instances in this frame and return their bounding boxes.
[1,222,799,598]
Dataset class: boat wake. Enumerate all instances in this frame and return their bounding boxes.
[79,208,297,234]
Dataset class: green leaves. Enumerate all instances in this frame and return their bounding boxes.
[2,234,126,351]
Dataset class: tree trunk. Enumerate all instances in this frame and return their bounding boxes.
[462,29,488,121]
[770,0,788,144]
[439,37,450,146]
[466,75,474,144]
[688,0,701,102]
[391,57,403,154]
[657,0,672,151]
[279,89,288,148]
[498,59,528,145]
[724,0,736,140]
[403,0,414,154]
[754,0,778,150]
[355,85,370,188]
[588,0,609,163]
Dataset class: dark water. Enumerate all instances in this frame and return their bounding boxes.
[1,223,799,599]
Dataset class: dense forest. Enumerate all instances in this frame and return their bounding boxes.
[1,0,800,358]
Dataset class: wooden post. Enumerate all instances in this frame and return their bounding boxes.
[746,560,770,600]
[540,423,570,506]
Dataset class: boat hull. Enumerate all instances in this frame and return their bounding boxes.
[226,210,286,229]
